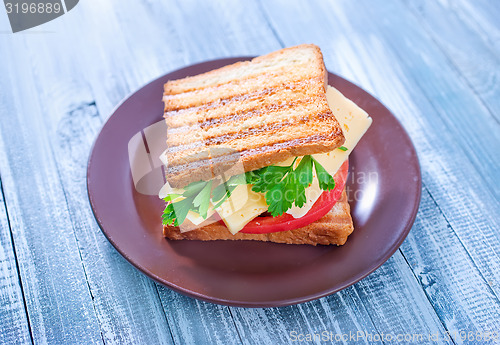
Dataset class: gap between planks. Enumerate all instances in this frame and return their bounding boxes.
[0,178,34,345]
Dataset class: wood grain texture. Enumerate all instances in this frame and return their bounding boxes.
[357,0,500,203]
[0,5,178,345]
[402,187,500,339]
[45,84,174,345]
[334,0,500,299]
[0,179,32,345]
[0,40,103,345]
[157,286,242,345]
[452,0,500,57]
[405,0,500,123]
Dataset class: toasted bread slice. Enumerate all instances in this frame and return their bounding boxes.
[163,191,354,246]
[163,44,345,188]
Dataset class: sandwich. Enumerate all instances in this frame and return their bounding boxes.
[158,44,372,245]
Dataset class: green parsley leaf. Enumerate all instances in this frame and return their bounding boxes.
[162,196,193,226]
[193,180,212,218]
[212,184,238,209]
[182,180,209,197]
[294,188,307,208]
[294,155,313,187]
[312,157,336,190]
[162,194,182,202]
[162,173,247,226]
[338,146,348,151]
[266,184,293,216]
[211,183,227,203]
[250,165,289,193]
[162,203,178,226]
[245,155,337,216]
[172,197,194,225]
[161,179,208,226]
[245,170,260,185]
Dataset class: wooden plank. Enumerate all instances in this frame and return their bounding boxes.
[348,0,500,296]
[157,286,242,345]
[0,5,182,345]
[401,187,500,340]
[258,0,500,339]
[42,84,174,345]
[0,180,32,345]
[165,0,280,59]
[231,304,340,345]
[404,0,500,121]
[232,275,452,344]
[453,0,500,56]
[0,43,103,345]
[357,0,500,201]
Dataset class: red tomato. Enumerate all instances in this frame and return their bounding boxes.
[239,160,349,234]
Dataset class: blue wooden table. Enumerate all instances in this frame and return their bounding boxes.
[1,1,499,344]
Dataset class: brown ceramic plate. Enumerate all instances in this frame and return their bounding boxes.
[87,58,421,307]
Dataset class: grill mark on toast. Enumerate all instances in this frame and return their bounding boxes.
[163,69,321,111]
[164,78,324,130]
[164,78,320,118]
[165,62,313,95]
[168,98,314,135]
[164,117,339,161]
[165,120,294,155]
[204,121,292,145]
[164,44,324,96]
[166,105,333,148]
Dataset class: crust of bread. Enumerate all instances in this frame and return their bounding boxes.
[163,44,345,188]
[163,191,354,246]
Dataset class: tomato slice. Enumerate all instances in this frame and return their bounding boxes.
[239,160,349,234]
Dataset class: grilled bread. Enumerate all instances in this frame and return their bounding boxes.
[162,44,345,189]
[163,190,354,246]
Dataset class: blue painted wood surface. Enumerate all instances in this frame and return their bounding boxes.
[0,0,499,344]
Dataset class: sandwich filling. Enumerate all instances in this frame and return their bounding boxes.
[159,86,372,234]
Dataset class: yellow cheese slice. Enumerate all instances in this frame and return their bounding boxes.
[285,85,372,218]
[215,185,267,234]
[185,209,215,226]
[214,184,249,219]
[312,86,372,176]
